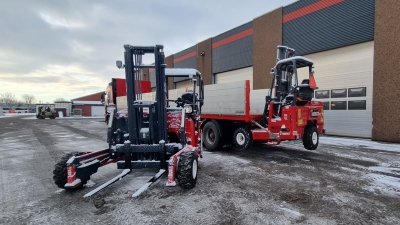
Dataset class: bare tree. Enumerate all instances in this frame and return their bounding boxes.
[0,92,18,109]
[22,94,36,112]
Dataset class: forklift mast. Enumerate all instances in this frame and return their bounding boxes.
[123,45,167,145]
[262,45,316,127]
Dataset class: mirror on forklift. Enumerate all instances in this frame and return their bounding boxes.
[116,60,124,69]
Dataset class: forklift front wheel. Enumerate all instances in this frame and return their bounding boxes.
[233,127,253,150]
[53,152,88,189]
[303,126,319,150]
[177,151,198,189]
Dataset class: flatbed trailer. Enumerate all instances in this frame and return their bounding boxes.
[201,79,325,150]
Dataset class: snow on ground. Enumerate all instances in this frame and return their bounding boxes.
[320,136,400,152]
[1,116,400,224]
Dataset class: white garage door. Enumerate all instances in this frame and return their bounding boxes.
[300,41,374,138]
[215,66,253,89]
[91,106,104,117]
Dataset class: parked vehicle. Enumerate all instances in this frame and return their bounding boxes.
[53,45,204,197]
[36,104,56,119]
[201,46,324,151]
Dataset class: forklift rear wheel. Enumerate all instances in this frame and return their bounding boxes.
[53,152,87,189]
[303,126,318,150]
[203,121,220,151]
[233,127,253,150]
[177,151,198,189]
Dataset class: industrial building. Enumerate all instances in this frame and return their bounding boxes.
[71,92,104,117]
[139,0,399,143]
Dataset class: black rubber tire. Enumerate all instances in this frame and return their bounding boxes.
[203,121,220,151]
[50,116,55,119]
[177,152,198,189]
[233,127,253,150]
[53,152,87,189]
[303,126,319,150]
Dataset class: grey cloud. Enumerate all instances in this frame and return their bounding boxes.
[0,75,61,84]
[0,0,294,101]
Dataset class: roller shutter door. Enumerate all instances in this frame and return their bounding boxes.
[91,106,104,117]
[215,67,253,89]
[300,41,373,138]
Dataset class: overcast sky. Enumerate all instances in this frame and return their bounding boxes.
[0,0,295,103]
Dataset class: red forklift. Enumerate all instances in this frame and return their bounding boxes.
[53,45,204,197]
[201,46,325,151]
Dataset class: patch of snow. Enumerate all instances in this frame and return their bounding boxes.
[55,189,65,194]
[206,152,250,164]
[340,167,360,173]
[85,180,96,187]
[3,113,36,117]
[364,173,400,196]
[279,207,303,217]
[368,166,400,175]
[320,136,400,152]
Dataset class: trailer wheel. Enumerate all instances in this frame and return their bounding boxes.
[53,152,87,189]
[233,127,253,150]
[203,121,220,151]
[177,151,198,189]
[303,126,318,150]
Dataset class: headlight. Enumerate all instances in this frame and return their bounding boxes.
[184,105,192,113]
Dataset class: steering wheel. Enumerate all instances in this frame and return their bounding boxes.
[175,97,185,107]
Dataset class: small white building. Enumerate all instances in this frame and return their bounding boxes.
[55,101,73,117]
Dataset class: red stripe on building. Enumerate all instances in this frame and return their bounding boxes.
[149,68,155,72]
[173,51,197,63]
[283,0,345,23]
[212,28,253,49]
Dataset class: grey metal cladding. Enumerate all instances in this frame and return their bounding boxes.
[212,21,252,42]
[212,36,253,74]
[149,70,156,88]
[174,45,197,82]
[174,57,197,82]
[283,0,320,12]
[174,45,196,59]
[283,0,375,55]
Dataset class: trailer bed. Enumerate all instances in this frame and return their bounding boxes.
[202,80,269,122]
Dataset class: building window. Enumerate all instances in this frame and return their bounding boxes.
[315,90,329,99]
[331,89,347,98]
[331,101,347,110]
[348,100,366,110]
[348,87,366,97]
[323,101,330,110]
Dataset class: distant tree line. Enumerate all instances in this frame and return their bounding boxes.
[0,92,37,112]
[0,92,69,111]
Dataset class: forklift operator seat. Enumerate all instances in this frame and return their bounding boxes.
[296,79,314,105]
[181,92,198,105]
